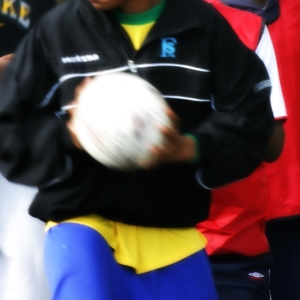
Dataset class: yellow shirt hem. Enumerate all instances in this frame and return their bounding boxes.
[46,214,206,274]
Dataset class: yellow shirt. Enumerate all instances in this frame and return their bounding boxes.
[121,23,154,50]
[46,214,206,274]
[114,0,164,51]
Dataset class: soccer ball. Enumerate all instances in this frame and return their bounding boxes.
[73,72,171,170]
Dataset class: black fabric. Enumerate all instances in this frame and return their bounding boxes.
[0,0,56,56]
[266,218,300,300]
[210,253,273,300]
[0,0,274,226]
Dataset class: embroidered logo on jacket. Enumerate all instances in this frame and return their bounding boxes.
[160,38,177,58]
[61,54,100,64]
[248,272,265,281]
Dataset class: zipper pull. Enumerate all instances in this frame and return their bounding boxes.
[128,60,138,73]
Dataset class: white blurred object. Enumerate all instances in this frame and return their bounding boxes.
[74,72,171,170]
[0,174,51,300]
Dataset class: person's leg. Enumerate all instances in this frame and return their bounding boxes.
[45,222,218,300]
[266,217,300,300]
[210,254,272,300]
[137,248,219,300]
[45,222,125,300]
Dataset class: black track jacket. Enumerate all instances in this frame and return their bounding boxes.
[0,0,274,227]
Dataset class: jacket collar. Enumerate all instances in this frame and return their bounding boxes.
[78,0,203,38]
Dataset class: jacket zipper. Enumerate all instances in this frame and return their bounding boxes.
[127,60,138,74]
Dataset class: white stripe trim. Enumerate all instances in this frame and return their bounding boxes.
[40,62,210,109]
[38,66,130,109]
[61,103,80,111]
[59,63,210,83]
[136,63,210,73]
[163,95,211,102]
[196,170,214,190]
[59,66,130,82]
[36,82,61,109]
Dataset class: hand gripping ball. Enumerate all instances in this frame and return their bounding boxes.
[73,72,172,170]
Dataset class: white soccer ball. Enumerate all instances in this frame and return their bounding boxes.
[73,72,172,170]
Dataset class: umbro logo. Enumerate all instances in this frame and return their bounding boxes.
[61,54,100,64]
[248,272,265,281]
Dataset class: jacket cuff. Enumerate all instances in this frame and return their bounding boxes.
[184,134,200,164]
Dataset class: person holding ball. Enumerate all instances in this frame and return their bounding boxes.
[0,0,274,299]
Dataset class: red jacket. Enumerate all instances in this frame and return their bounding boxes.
[197,0,270,256]
[266,0,300,222]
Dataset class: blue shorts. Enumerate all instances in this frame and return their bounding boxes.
[45,223,219,300]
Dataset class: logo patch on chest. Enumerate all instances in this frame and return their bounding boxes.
[160,38,177,58]
[61,54,100,64]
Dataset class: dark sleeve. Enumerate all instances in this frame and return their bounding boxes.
[193,12,275,188]
[0,25,75,186]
